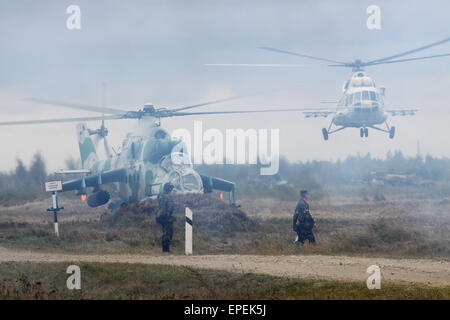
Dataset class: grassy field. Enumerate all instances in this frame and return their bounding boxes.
[0,261,448,300]
[0,194,448,259]
[0,193,448,300]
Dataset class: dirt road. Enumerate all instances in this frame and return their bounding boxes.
[0,247,448,286]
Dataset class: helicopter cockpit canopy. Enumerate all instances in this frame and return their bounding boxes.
[167,168,203,194]
[344,90,383,109]
[160,152,193,172]
[160,152,202,193]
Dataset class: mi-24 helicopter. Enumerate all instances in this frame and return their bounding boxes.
[0,95,315,209]
[208,37,450,140]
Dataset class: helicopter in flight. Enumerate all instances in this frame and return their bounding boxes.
[0,96,311,209]
[208,37,450,140]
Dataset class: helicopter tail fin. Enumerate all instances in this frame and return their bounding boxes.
[76,123,99,169]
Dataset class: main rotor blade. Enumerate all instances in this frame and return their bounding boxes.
[260,47,348,65]
[328,64,351,67]
[366,53,450,66]
[173,92,265,112]
[204,63,305,67]
[168,107,332,117]
[0,115,120,126]
[365,37,450,65]
[24,98,128,115]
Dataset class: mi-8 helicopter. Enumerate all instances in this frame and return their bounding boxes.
[0,96,310,209]
[208,37,450,140]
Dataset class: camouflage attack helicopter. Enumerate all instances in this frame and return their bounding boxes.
[208,37,450,140]
[0,96,309,209]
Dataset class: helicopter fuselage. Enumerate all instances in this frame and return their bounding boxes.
[74,124,205,206]
[60,122,237,209]
[333,106,388,128]
[332,71,388,128]
[318,71,401,140]
[94,132,203,202]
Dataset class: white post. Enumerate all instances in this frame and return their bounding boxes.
[52,192,59,237]
[54,214,59,237]
[185,207,193,255]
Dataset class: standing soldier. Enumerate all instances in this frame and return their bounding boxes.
[157,182,175,252]
[293,190,316,244]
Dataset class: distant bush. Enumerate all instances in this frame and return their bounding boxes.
[195,151,450,199]
[0,152,47,205]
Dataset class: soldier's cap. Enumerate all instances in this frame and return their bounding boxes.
[163,182,174,192]
[300,190,308,196]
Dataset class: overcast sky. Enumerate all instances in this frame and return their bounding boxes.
[0,0,449,171]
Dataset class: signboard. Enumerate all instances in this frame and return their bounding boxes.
[45,180,63,192]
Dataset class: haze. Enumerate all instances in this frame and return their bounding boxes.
[0,0,449,171]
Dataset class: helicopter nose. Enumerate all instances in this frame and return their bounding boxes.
[166,168,202,193]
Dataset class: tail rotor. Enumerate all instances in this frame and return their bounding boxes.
[88,118,112,157]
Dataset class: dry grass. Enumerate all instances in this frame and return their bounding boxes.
[0,262,448,300]
[0,194,448,259]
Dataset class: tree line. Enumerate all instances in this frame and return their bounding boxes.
[1,150,450,203]
[0,153,47,190]
[196,150,450,199]
[0,152,47,203]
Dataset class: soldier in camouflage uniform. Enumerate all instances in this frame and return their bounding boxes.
[157,182,175,252]
[293,190,316,244]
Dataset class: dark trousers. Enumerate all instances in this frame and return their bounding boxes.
[296,228,316,244]
[161,222,174,252]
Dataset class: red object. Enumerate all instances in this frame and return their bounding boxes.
[220,192,223,200]
[81,194,87,201]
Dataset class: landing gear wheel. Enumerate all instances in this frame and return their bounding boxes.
[364,128,368,137]
[389,126,396,139]
[360,128,364,137]
[322,128,329,141]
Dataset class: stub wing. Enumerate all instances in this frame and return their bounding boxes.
[200,174,236,206]
[62,168,127,192]
[385,108,418,116]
